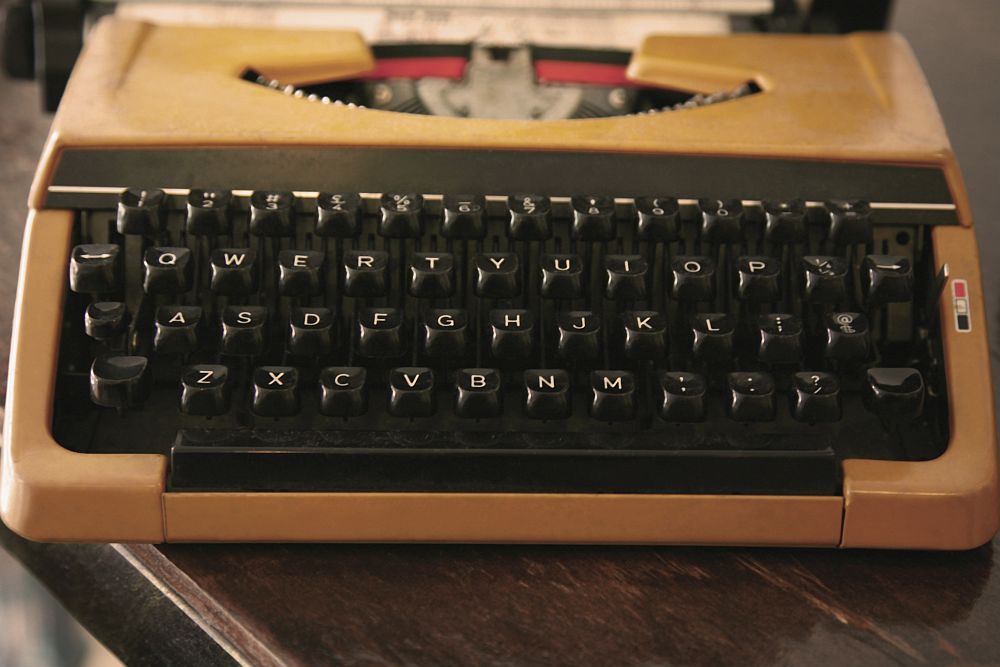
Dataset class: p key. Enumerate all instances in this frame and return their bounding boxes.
[736,256,781,302]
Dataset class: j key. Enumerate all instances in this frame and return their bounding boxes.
[319,367,368,418]
[343,250,389,297]
[699,198,743,243]
[659,372,707,422]
[623,311,666,360]
[409,252,454,298]
[524,369,571,420]
[490,309,534,359]
[186,189,232,235]
[863,255,913,306]
[250,191,295,237]
[316,193,362,238]
[221,306,268,356]
[736,256,781,302]
[143,247,193,294]
[117,188,165,235]
[476,253,520,298]
[605,255,647,300]
[91,355,151,409]
[571,195,616,241]
[590,371,637,422]
[287,307,334,356]
[827,200,873,245]
[442,195,487,240]
[180,365,231,417]
[802,256,848,303]
[671,256,716,301]
[540,254,583,299]
[763,200,806,243]
[70,244,120,293]
[635,197,679,242]
[691,313,736,362]
[791,372,841,423]
[865,367,924,421]
[252,366,300,417]
[556,311,600,361]
[379,193,424,238]
[278,250,324,297]
[423,309,468,359]
[154,306,201,354]
[455,368,503,418]
[508,194,552,240]
[757,314,803,364]
[84,302,127,340]
[727,372,776,422]
[825,312,870,361]
[357,308,403,358]
[210,249,257,295]
[388,367,435,418]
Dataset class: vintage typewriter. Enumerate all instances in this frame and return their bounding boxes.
[1,15,997,548]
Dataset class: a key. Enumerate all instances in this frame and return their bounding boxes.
[763,200,806,243]
[699,198,743,243]
[343,250,389,297]
[90,355,151,409]
[540,254,583,299]
[250,191,296,237]
[379,193,424,238]
[476,253,520,298]
[409,252,454,298]
[221,306,268,355]
[423,309,468,359]
[316,192,362,238]
[727,372,776,422]
[455,368,503,418]
[691,313,735,362]
[388,367,435,418]
[623,311,666,360]
[180,365,231,417]
[605,255,647,300]
[287,307,334,356]
[825,312,870,361]
[442,195,487,240]
[865,367,924,421]
[508,194,552,240]
[186,189,232,235]
[571,195,616,241]
[736,256,781,302]
[70,244,120,293]
[863,255,913,306]
[524,369,571,420]
[84,301,127,340]
[757,314,803,364]
[827,200,872,245]
[319,367,368,418]
[154,306,201,354]
[590,371,637,421]
[210,248,257,295]
[659,372,707,422]
[556,311,600,361]
[117,188,165,235]
[671,256,716,301]
[802,256,848,303]
[791,372,841,423]
[635,197,679,242]
[278,250,324,297]
[252,366,300,417]
[357,308,403,358]
[143,247,193,294]
[490,309,534,359]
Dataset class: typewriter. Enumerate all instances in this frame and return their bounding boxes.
[1,15,997,548]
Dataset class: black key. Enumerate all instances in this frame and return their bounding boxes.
[671,256,716,301]
[865,367,924,421]
[556,311,600,361]
[69,244,120,293]
[180,365,231,417]
[540,254,583,299]
[442,195,487,240]
[287,307,334,356]
[250,191,295,237]
[154,306,202,354]
[605,255,647,300]
[827,200,872,245]
[252,366,300,417]
[862,255,913,306]
[343,250,389,297]
[622,311,666,360]
[455,368,503,418]
[409,252,454,298]
[117,188,165,235]
[84,301,127,340]
[825,312,870,361]
[210,248,257,295]
[763,200,806,243]
[791,372,841,423]
[691,313,735,362]
[727,372,776,422]
[757,314,803,364]
[186,189,232,235]
[278,250,324,297]
[90,355,151,409]
[221,306,268,355]
[659,372,707,422]
[571,195,616,241]
[319,367,368,418]
[802,256,848,303]
[357,308,403,358]
[423,309,468,359]
[635,197,679,242]
[736,256,781,302]
[508,194,552,240]
[699,198,743,243]
[143,247,193,294]
[490,309,534,359]
[316,193,362,238]
[524,369,571,420]
[388,367,435,418]
[379,193,424,238]
[475,253,520,298]
[590,371,636,422]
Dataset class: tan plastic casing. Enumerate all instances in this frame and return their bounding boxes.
[2,18,997,547]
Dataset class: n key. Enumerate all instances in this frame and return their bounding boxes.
[524,370,571,420]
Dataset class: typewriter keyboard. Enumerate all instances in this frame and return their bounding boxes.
[53,190,949,495]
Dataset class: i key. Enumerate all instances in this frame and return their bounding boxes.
[388,367,435,418]
[476,253,520,298]
[571,196,616,241]
[250,191,295,237]
[144,247,193,294]
[442,195,487,240]
[343,250,389,297]
[379,193,424,238]
[508,194,552,241]
[540,254,583,299]
[319,367,368,418]
[524,370,571,420]
[671,256,716,301]
[70,244,120,294]
[556,311,600,361]
[117,188,165,236]
[590,371,636,422]
[211,249,257,295]
[186,189,232,235]
[252,366,300,417]
[316,193,362,238]
[605,255,647,300]
[154,306,202,354]
[278,250,324,297]
[623,311,666,360]
[455,368,503,418]
[287,307,334,356]
[221,306,268,355]
[357,308,403,358]
[409,252,454,298]
[180,365,231,417]
[423,309,468,359]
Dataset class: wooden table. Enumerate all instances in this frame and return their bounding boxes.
[4,2,1000,664]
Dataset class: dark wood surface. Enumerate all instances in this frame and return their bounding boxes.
[4,2,1000,665]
